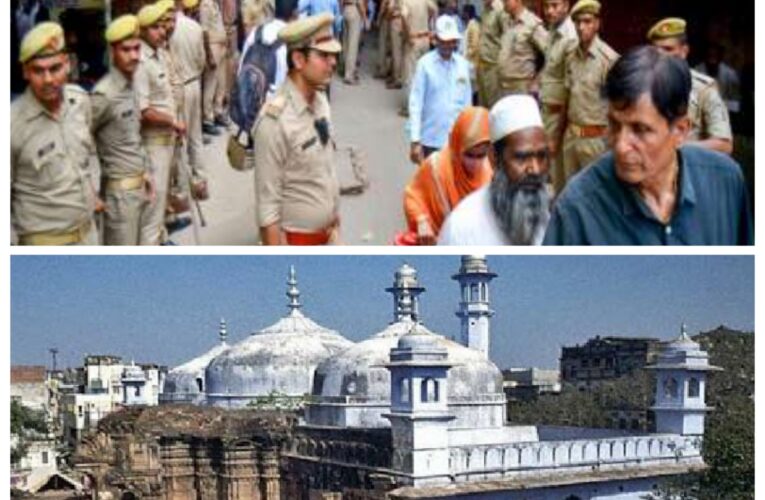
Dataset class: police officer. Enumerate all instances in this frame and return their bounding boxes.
[385,0,406,90]
[252,13,342,245]
[561,0,618,183]
[11,22,99,245]
[647,17,733,154]
[200,0,229,134]
[539,0,576,194]
[91,15,157,245]
[400,0,436,114]
[342,0,367,84]
[135,3,185,244]
[476,0,503,107]
[496,0,548,96]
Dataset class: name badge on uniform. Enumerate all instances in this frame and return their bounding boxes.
[37,141,56,158]
[301,137,318,150]
[121,109,134,119]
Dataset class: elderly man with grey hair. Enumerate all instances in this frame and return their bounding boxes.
[438,95,552,245]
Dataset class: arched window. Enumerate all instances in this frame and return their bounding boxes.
[400,378,410,403]
[471,283,479,301]
[195,378,204,392]
[688,377,700,398]
[664,377,678,400]
[421,378,439,402]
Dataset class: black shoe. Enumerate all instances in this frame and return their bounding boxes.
[166,216,193,235]
[160,240,178,246]
[214,115,230,127]
[202,122,220,135]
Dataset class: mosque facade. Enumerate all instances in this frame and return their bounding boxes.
[145,257,716,499]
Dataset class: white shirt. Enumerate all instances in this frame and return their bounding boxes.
[438,185,511,245]
[239,18,287,98]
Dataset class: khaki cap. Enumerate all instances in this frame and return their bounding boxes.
[182,0,200,8]
[19,22,66,64]
[156,0,175,13]
[105,15,140,44]
[138,3,165,27]
[278,13,342,53]
[570,0,600,18]
[647,18,687,41]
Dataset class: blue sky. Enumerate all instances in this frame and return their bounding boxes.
[10,255,753,370]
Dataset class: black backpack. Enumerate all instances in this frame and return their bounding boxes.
[229,24,283,148]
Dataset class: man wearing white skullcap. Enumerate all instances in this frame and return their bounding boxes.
[438,94,552,245]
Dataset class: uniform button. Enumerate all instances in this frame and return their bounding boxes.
[665,226,672,235]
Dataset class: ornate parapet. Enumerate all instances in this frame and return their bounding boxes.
[447,433,703,482]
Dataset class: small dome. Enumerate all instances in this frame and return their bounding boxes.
[396,323,443,351]
[394,263,419,288]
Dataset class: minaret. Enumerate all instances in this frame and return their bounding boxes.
[286,265,301,313]
[452,255,496,358]
[647,323,721,436]
[386,263,426,323]
[383,324,454,487]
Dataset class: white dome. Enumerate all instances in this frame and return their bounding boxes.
[306,319,504,428]
[205,308,353,408]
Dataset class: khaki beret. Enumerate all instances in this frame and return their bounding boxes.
[278,13,342,53]
[138,3,165,27]
[105,15,140,44]
[647,18,687,41]
[182,0,200,8]
[570,0,600,18]
[19,22,66,64]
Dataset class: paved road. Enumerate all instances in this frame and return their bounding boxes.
[175,34,412,246]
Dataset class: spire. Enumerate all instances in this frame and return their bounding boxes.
[386,263,425,323]
[679,322,690,341]
[219,317,228,344]
[286,265,301,312]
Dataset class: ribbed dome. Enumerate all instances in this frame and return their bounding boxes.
[205,267,353,408]
[311,319,502,404]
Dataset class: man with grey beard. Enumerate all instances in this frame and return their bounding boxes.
[438,95,552,245]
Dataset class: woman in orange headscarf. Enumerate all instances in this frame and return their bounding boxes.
[403,106,493,245]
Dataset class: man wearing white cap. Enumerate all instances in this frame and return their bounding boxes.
[438,94,552,245]
[408,15,472,165]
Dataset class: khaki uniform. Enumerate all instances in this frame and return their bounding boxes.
[388,0,406,85]
[476,0,503,107]
[11,85,98,245]
[135,40,178,244]
[688,68,733,142]
[200,0,228,123]
[376,0,392,78]
[401,0,435,107]
[170,12,207,181]
[562,35,618,182]
[540,16,577,193]
[496,7,548,95]
[342,0,364,80]
[91,69,154,245]
[252,78,340,236]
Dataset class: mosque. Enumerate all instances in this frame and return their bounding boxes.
[157,256,715,499]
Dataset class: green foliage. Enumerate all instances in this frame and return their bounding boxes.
[10,399,49,466]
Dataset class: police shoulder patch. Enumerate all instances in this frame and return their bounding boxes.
[264,95,288,119]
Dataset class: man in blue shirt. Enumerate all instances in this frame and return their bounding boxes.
[298,0,342,34]
[408,15,472,164]
[544,46,752,245]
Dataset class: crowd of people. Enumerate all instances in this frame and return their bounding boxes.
[9,0,753,245]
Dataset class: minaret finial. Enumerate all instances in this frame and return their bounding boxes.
[680,322,689,340]
[287,265,301,312]
[219,317,228,343]
[386,263,425,323]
